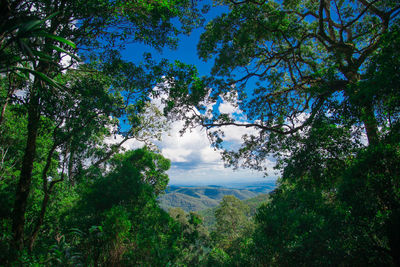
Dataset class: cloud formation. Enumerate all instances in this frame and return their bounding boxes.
[156,96,276,185]
[108,90,277,185]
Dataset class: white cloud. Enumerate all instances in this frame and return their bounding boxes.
[105,85,276,185]
[219,101,238,114]
[200,146,221,163]
[157,110,274,185]
[162,148,192,162]
[159,120,222,166]
[220,125,259,142]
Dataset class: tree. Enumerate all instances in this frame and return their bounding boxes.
[56,148,179,266]
[214,195,250,250]
[166,0,400,170]
[252,134,400,266]
[162,1,400,265]
[248,28,400,264]
[249,25,400,266]
[205,195,254,266]
[0,0,204,257]
[169,208,211,266]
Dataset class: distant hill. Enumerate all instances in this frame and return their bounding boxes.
[158,181,276,213]
[223,181,276,193]
[159,186,260,212]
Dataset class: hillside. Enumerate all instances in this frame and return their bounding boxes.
[159,186,261,212]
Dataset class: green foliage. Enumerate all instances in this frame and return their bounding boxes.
[162,1,400,265]
[1,0,399,265]
[110,148,171,195]
[214,195,251,249]
[0,12,77,88]
[0,0,204,263]
[250,122,400,265]
[200,195,255,266]
[207,247,230,267]
[54,149,187,266]
[169,208,211,266]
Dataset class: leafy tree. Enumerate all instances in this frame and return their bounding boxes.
[0,0,203,256]
[249,93,399,265]
[169,207,211,266]
[207,195,253,266]
[163,1,400,265]
[214,195,250,246]
[58,148,180,266]
[166,0,400,169]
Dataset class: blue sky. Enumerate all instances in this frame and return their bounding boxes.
[118,3,278,186]
[120,3,228,77]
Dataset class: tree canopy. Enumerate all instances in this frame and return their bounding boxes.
[167,0,400,171]
[1,0,400,265]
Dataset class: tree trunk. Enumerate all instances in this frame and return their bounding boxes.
[28,189,50,252]
[11,90,40,252]
[0,96,8,126]
[28,143,60,251]
[362,102,379,146]
[388,210,400,267]
[0,77,17,126]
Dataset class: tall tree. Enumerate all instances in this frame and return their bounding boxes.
[1,0,203,255]
[249,25,400,266]
[166,0,400,170]
[214,195,250,250]
[162,1,400,265]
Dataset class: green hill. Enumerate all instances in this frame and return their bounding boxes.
[158,186,259,212]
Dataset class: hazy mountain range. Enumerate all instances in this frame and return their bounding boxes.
[158,180,276,212]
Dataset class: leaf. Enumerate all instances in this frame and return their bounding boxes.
[19,20,43,34]
[18,39,34,59]
[36,32,76,49]
[15,67,62,89]
[31,50,56,62]
[42,11,61,23]
[49,44,81,61]
[15,12,60,36]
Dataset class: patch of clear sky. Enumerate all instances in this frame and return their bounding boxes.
[121,1,229,77]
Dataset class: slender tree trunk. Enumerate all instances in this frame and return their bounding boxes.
[388,210,400,267]
[362,101,379,146]
[28,144,57,252]
[0,77,17,126]
[28,189,50,252]
[0,96,9,125]
[11,89,40,252]
[68,145,75,186]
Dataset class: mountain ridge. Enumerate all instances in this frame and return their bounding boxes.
[158,181,276,212]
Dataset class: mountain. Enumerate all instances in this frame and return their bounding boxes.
[158,181,276,213]
[159,186,260,212]
[222,180,276,193]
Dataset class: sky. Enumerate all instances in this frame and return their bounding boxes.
[118,3,278,186]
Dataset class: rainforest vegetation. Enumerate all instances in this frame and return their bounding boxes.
[1,0,399,265]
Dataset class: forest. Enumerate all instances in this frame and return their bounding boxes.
[0,0,399,266]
